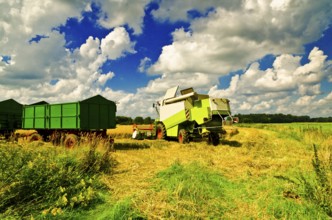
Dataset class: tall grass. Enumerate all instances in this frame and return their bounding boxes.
[279,144,332,217]
[0,142,116,219]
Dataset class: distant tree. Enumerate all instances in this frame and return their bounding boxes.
[134,116,144,125]
[233,113,329,123]
[143,116,154,124]
[116,116,133,125]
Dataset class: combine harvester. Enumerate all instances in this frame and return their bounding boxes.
[134,86,236,145]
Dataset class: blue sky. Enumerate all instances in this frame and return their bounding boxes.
[0,0,331,118]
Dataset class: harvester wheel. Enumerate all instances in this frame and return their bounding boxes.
[208,132,220,146]
[64,134,78,149]
[29,133,43,142]
[156,123,166,140]
[178,129,189,144]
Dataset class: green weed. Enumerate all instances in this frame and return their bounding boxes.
[279,144,332,217]
[80,142,116,175]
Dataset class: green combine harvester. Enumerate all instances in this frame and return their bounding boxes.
[152,86,233,145]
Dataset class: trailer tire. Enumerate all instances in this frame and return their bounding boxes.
[156,123,166,140]
[29,133,43,142]
[178,129,189,144]
[64,134,78,148]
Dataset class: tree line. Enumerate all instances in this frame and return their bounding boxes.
[116,113,332,125]
[116,116,154,125]
[233,113,332,123]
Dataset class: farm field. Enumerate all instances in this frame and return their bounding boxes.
[0,123,331,219]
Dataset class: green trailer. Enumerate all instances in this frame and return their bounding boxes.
[0,99,22,139]
[22,95,116,147]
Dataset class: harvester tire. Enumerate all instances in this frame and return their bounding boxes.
[178,129,189,144]
[156,123,166,140]
[64,134,78,148]
[208,132,220,146]
[29,133,43,142]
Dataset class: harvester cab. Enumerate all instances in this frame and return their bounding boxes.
[154,86,233,145]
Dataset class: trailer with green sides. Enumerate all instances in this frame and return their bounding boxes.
[22,95,116,147]
[0,99,22,139]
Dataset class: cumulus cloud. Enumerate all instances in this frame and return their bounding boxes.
[96,0,150,34]
[208,47,332,117]
[149,0,332,75]
[0,0,87,55]
[138,57,152,73]
[0,27,135,104]
[152,0,241,22]
[100,27,136,59]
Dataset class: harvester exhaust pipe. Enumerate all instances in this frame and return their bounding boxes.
[153,102,160,116]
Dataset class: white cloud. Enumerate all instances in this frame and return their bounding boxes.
[207,47,332,117]
[294,47,327,84]
[0,0,88,55]
[100,27,136,59]
[149,0,332,76]
[152,0,241,22]
[0,26,135,104]
[96,0,151,34]
[295,95,315,106]
[138,57,152,73]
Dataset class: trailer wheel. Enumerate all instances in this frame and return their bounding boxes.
[29,133,43,142]
[208,132,220,146]
[64,134,78,148]
[156,123,166,140]
[178,129,189,144]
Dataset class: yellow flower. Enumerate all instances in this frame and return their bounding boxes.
[51,208,57,216]
[27,161,33,169]
[41,208,50,215]
[62,194,68,205]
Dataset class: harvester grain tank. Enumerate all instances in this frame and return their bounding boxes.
[153,86,232,145]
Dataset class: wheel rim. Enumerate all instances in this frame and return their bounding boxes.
[29,134,42,142]
[65,135,77,148]
[157,128,162,139]
[31,136,38,141]
[66,139,74,148]
[179,133,183,143]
